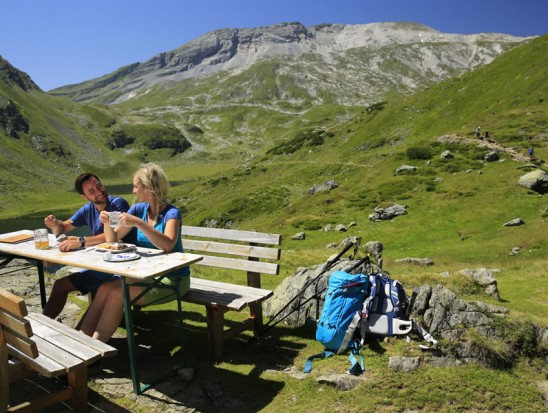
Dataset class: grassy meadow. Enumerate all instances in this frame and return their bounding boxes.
[2,35,547,412]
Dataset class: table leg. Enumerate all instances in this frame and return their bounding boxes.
[121,277,141,394]
[36,260,46,308]
[0,256,46,309]
[0,256,14,270]
[122,276,183,394]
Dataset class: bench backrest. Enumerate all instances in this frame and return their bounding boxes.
[0,289,38,360]
[181,225,282,286]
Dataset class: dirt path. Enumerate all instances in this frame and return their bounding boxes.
[438,134,532,163]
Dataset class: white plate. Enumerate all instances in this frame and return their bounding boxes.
[103,252,141,262]
[95,243,136,253]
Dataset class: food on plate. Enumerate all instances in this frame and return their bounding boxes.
[96,242,130,251]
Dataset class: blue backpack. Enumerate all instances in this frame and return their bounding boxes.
[303,270,369,375]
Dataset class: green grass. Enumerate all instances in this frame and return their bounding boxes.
[2,34,547,412]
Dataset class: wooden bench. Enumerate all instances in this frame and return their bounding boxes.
[0,289,117,413]
[180,225,282,361]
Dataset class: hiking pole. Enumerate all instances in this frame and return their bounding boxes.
[251,240,358,342]
[342,254,370,274]
[405,287,419,319]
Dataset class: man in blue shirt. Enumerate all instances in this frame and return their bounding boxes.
[43,173,135,319]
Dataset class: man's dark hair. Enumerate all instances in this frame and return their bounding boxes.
[74,173,101,195]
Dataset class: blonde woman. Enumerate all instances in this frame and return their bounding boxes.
[80,163,189,342]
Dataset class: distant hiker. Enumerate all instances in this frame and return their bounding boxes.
[484,131,490,140]
[528,146,534,161]
[475,126,481,138]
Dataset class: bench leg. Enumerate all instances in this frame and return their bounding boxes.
[205,306,225,362]
[247,271,265,335]
[249,302,264,335]
[1,339,8,413]
[67,365,88,413]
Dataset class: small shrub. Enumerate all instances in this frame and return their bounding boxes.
[365,101,387,114]
[492,318,541,359]
[407,146,433,160]
[463,328,513,368]
[107,129,135,149]
[302,220,324,230]
[207,176,228,187]
[267,128,329,155]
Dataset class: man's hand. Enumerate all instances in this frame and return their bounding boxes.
[44,215,64,236]
[57,238,81,252]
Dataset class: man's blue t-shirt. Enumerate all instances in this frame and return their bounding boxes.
[69,195,136,243]
[128,202,189,276]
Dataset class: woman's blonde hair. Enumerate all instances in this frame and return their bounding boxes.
[134,163,170,206]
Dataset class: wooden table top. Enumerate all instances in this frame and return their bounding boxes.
[0,230,202,280]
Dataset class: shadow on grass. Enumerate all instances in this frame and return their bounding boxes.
[101,308,312,412]
[8,374,133,413]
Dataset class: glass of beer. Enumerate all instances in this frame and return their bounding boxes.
[34,229,50,250]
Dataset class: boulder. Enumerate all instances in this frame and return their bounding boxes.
[308,180,339,195]
[292,232,306,240]
[503,217,525,227]
[440,150,454,159]
[518,169,548,194]
[459,268,500,300]
[365,241,384,267]
[395,165,418,174]
[263,259,353,328]
[316,374,365,391]
[368,203,408,221]
[395,257,434,266]
[484,151,499,162]
[388,356,421,372]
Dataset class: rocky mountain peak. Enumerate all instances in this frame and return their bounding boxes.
[50,22,532,105]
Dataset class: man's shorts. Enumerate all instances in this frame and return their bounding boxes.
[67,270,120,295]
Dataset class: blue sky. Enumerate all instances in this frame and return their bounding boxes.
[1,0,546,91]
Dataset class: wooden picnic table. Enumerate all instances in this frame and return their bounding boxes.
[0,229,202,394]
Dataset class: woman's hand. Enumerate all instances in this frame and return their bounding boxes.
[100,210,117,242]
[118,212,139,228]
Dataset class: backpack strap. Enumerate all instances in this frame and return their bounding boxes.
[412,320,438,349]
[303,349,335,373]
[303,343,365,375]
[359,274,377,344]
[337,310,360,354]
[347,340,365,375]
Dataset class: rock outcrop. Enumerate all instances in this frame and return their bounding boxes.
[519,169,548,194]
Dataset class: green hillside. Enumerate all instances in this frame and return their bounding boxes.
[163,39,546,411]
[0,35,547,412]
[132,39,548,370]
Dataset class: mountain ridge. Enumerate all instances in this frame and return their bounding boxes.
[0,25,543,218]
[50,21,531,105]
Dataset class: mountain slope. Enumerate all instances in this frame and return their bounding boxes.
[62,22,528,162]
[50,22,529,105]
[0,57,116,191]
[0,26,541,220]
[173,35,547,263]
